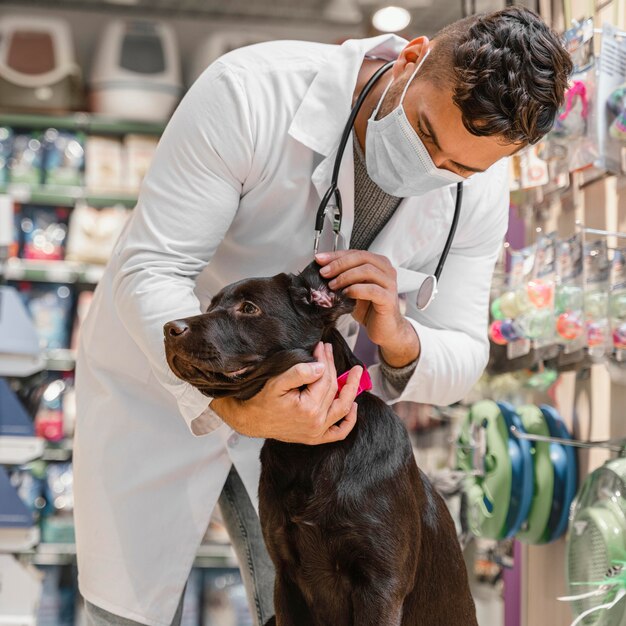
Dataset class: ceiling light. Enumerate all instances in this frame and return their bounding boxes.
[372,6,411,32]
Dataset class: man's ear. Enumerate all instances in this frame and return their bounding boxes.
[289,261,355,325]
[393,35,430,79]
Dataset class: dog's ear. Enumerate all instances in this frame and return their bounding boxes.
[289,261,355,324]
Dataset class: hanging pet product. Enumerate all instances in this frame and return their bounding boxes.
[561,456,626,626]
[0,15,83,113]
[90,19,182,122]
[539,405,578,542]
[514,404,555,544]
[496,402,534,537]
[457,400,532,540]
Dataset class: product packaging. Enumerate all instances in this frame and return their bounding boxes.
[20,205,69,260]
[124,134,159,192]
[34,377,67,442]
[0,126,13,185]
[17,281,74,350]
[553,19,598,172]
[596,23,626,174]
[583,238,611,358]
[610,247,626,361]
[500,245,535,360]
[555,233,586,352]
[518,233,557,349]
[41,462,75,544]
[65,203,130,264]
[85,135,124,191]
[8,133,44,185]
[43,128,85,187]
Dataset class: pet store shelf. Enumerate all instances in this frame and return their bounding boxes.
[45,349,77,372]
[4,258,105,285]
[41,440,73,462]
[0,183,139,208]
[0,436,45,466]
[0,111,166,136]
[17,542,239,569]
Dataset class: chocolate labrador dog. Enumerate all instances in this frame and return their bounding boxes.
[164,261,477,626]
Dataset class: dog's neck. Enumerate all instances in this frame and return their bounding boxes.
[320,326,364,376]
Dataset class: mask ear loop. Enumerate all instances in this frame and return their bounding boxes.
[398,47,431,109]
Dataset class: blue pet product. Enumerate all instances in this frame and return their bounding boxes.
[16,282,74,351]
[42,129,85,187]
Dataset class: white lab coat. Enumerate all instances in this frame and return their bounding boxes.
[73,35,509,625]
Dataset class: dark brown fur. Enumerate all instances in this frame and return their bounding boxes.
[164,262,477,626]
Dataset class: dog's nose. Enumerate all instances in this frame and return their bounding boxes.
[164,320,190,339]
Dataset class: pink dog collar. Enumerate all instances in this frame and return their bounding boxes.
[336,365,372,398]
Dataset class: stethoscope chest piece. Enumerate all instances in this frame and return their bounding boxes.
[416,275,437,311]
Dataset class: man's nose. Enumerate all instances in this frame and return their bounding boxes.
[164,320,190,339]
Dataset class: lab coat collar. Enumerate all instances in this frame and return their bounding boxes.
[288,34,407,158]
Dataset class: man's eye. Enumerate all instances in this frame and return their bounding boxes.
[239,301,260,315]
[416,120,431,141]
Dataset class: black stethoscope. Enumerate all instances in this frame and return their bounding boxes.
[313,59,464,311]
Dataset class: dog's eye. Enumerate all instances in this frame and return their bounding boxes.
[239,301,260,315]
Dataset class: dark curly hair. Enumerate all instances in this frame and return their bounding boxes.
[421,6,573,145]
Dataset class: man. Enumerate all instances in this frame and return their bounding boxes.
[74,6,572,625]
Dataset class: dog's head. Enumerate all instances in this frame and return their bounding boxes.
[163,261,355,400]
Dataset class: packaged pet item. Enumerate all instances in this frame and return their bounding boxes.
[34,377,66,442]
[518,233,557,347]
[41,462,75,544]
[0,194,19,258]
[0,127,13,185]
[610,247,626,361]
[583,239,611,358]
[9,464,46,520]
[65,203,130,264]
[8,133,45,185]
[552,19,598,172]
[124,134,159,192]
[85,135,124,191]
[0,15,83,113]
[518,144,549,189]
[489,245,535,359]
[17,281,74,350]
[555,233,585,352]
[597,23,626,174]
[90,19,182,121]
[42,128,85,187]
[20,205,69,260]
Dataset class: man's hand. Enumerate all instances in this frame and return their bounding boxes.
[209,342,361,444]
[314,250,420,368]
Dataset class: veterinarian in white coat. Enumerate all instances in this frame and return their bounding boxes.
[74,16,568,624]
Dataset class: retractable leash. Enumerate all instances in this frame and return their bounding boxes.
[313,59,463,310]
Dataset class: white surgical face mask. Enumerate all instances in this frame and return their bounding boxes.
[365,49,466,197]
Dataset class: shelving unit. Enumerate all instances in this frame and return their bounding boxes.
[0,112,166,136]
[0,184,138,209]
[15,541,239,569]
[4,258,104,285]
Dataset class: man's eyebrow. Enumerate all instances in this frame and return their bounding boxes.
[421,113,486,174]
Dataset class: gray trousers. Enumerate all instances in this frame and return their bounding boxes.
[85,466,276,625]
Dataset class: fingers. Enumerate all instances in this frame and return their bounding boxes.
[316,401,359,445]
[321,363,362,430]
[315,250,395,282]
[327,264,394,292]
[276,346,326,393]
